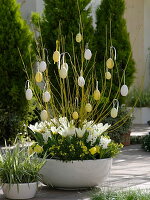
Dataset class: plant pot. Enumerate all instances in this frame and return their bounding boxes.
[121,132,131,146]
[40,158,112,189]
[2,182,38,199]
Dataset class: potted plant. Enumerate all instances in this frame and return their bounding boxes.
[0,145,45,199]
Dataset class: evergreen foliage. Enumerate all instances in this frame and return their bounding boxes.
[0,0,33,141]
[95,0,135,103]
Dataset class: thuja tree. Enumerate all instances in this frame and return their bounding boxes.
[95,0,135,104]
[0,0,34,141]
[32,0,94,92]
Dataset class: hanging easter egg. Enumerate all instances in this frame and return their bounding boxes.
[72,111,79,120]
[111,108,118,118]
[39,61,46,72]
[43,91,51,102]
[40,110,48,121]
[85,103,92,112]
[84,49,92,60]
[121,85,128,96]
[93,90,101,101]
[106,58,114,69]
[78,76,85,87]
[76,33,82,43]
[59,67,67,79]
[53,51,60,63]
[25,89,33,101]
[35,71,43,82]
[61,63,68,71]
[105,71,112,80]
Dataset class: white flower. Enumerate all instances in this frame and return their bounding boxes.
[100,136,111,149]
[42,131,51,143]
[51,126,58,134]
[76,128,85,138]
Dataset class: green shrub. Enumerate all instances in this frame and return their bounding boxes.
[0,0,34,140]
[95,0,135,104]
[142,134,150,152]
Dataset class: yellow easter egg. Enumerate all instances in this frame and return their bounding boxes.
[72,111,79,120]
[111,108,118,118]
[35,71,43,82]
[106,58,114,69]
[105,71,112,80]
[76,33,82,43]
[85,103,92,112]
[93,89,101,101]
[53,50,60,63]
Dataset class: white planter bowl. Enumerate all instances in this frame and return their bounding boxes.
[2,182,37,199]
[40,158,112,189]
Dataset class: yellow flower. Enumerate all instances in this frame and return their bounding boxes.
[89,147,97,155]
[82,145,87,152]
[34,145,43,153]
[95,146,100,153]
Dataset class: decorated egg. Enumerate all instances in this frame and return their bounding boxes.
[39,61,46,72]
[93,89,101,101]
[35,71,43,82]
[105,71,112,80]
[78,76,85,87]
[84,49,92,60]
[76,33,82,43]
[106,58,114,69]
[43,91,51,102]
[59,67,67,79]
[72,111,79,120]
[111,108,118,118]
[85,103,92,112]
[53,50,60,63]
[40,110,48,121]
[25,88,33,100]
[61,63,68,71]
[121,85,128,96]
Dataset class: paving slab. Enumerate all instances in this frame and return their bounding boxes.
[0,145,150,199]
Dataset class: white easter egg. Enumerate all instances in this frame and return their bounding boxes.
[121,85,128,96]
[76,33,82,43]
[106,58,114,69]
[105,71,112,80]
[40,110,48,121]
[59,67,67,79]
[84,49,92,60]
[25,89,33,100]
[39,61,47,72]
[85,103,92,112]
[72,111,79,120]
[61,63,68,71]
[93,89,101,100]
[78,76,85,87]
[43,91,51,102]
[111,108,118,118]
[53,51,60,63]
[35,71,43,82]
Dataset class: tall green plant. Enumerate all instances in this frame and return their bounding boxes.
[95,0,135,103]
[0,0,34,140]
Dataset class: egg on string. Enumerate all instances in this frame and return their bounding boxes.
[40,110,48,121]
[72,111,79,120]
[121,85,128,96]
[93,90,101,101]
[43,91,51,102]
[105,71,112,80]
[59,67,67,79]
[78,76,85,87]
[76,33,82,43]
[84,49,92,60]
[85,103,92,112]
[39,61,47,72]
[61,63,68,71]
[35,71,43,83]
[53,50,60,63]
[25,88,33,101]
[111,108,118,118]
[106,58,114,69]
